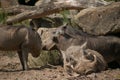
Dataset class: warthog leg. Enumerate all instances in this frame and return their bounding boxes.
[17,49,28,70]
[17,51,23,69]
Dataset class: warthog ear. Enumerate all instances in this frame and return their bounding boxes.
[90,54,97,65]
[62,23,68,30]
[40,30,43,35]
[56,23,68,35]
[83,51,97,66]
[37,28,44,35]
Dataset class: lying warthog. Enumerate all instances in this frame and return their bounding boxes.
[64,42,107,76]
[0,25,42,70]
[41,24,120,65]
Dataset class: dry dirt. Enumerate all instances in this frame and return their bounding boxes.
[0,52,120,80]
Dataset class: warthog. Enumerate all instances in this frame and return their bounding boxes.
[41,24,120,65]
[0,25,42,70]
[64,42,107,76]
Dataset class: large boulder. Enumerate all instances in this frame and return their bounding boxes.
[31,0,109,29]
[35,0,109,7]
[74,2,120,36]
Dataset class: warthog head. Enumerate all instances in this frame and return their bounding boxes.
[64,42,107,76]
[37,27,57,50]
[37,23,78,51]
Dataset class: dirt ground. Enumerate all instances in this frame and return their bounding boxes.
[0,52,120,80]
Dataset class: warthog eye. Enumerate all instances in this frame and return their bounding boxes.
[52,37,58,43]
[66,57,73,62]
[69,57,73,61]
[52,31,56,34]
[66,56,77,67]
[70,57,77,66]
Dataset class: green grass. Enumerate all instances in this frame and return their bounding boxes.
[60,10,70,24]
[116,75,120,79]
[0,8,7,24]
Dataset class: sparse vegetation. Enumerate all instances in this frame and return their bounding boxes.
[116,74,120,79]
[28,50,61,68]
[60,10,70,24]
[0,8,7,24]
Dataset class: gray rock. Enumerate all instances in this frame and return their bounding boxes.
[74,2,120,35]
[35,0,109,7]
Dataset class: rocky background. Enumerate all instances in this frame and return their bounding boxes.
[0,0,120,80]
[0,0,120,69]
